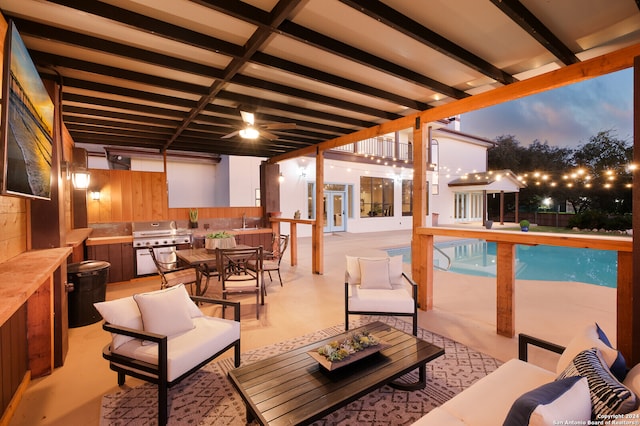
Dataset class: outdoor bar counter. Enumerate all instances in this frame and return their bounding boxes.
[0,247,72,423]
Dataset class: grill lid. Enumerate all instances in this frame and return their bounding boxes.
[132,221,182,238]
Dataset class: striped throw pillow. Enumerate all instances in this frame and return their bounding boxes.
[557,347,638,418]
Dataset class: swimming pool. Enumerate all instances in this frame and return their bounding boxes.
[386,239,618,288]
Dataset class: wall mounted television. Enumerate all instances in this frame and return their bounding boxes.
[0,20,54,200]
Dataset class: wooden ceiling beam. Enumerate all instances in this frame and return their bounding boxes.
[490,0,579,65]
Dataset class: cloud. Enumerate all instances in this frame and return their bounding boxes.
[461,68,633,148]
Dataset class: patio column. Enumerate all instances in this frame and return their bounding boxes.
[313,149,324,274]
[411,119,431,310]
[622,56,640,365]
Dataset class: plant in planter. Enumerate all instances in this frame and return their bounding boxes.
[189,208,199,229]
[519,219,530,232]
[205,231,236,251]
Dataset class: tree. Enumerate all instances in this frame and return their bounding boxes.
[571,130,632,213]
[488,137,575,213]
[487,135,525,170]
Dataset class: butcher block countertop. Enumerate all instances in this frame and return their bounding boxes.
[66,228,93,247]
[86,235,134,246]
[0,247,72,326]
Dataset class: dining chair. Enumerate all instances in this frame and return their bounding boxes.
[215,246,264,319]
[249,234,288,288]
[148,247,198,294]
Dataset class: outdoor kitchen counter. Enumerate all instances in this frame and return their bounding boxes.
[66,228,93,263]
[86,235,134,246]
[66,228,93,247]
[191,227,273,237]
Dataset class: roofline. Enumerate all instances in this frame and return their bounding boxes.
[433,127,496,147]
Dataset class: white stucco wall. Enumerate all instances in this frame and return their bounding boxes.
[430,132,492,224]
[276,156,416,238]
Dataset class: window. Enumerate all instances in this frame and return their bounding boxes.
[401,179,412,216]
[360,176,394,217]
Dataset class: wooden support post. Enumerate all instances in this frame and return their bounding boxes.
[289,222,298,266]
[313,150,324,274]
[496,242,516,337]
[415,234,434,310]
[617,251,634,362]
[624,55,640,366]
[411,121,429,309]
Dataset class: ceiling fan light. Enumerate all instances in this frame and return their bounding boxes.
[239,127,259,139]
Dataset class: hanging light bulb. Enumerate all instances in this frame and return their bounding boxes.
[278,173,284,183]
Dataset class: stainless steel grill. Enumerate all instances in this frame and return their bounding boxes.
[132,221,191,248]
[132,221,192,277]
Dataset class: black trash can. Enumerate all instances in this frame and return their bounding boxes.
[67,260,111,328]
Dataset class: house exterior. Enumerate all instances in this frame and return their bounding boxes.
[272,123,522,237]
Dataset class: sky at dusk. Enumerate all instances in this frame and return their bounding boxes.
[460,68,633,149]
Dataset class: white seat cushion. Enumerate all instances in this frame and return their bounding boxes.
[113,316,240,382]
[420,359,556,426]
[348,286,414,314]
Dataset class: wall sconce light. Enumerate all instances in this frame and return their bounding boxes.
[278,173,284,183]
[90,191,100,201]
[72,169,91,189]
[299,167,307,178]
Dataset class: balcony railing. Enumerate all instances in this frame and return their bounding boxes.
[331,137,412,162]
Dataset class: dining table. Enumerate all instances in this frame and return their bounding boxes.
[176,246,262,300]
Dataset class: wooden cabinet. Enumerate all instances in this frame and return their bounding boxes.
[235,232,273,249]
[87,242,134,283]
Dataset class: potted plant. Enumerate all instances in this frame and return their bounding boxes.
[189,208,199,229]
[205,231,237,251]
[519,219,530,232]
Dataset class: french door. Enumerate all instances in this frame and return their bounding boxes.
[323,191,346,232]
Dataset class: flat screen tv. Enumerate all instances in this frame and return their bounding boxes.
[0,21,53,200]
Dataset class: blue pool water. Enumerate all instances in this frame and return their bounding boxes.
[386,239,618,288]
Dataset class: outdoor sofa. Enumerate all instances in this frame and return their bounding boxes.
[413,323,640,425]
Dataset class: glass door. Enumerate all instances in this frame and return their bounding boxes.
[323,191,346,232]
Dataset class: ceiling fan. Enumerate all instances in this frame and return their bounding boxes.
[222,109,295,140]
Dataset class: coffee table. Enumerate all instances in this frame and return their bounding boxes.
[228,321,445,425]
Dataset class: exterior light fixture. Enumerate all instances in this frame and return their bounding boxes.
[239,126,259,139]
[72,170,91,189]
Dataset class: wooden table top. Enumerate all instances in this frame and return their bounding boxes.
[228,321,444,425]
[176,245,253,265]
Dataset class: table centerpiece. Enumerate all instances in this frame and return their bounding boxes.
[308,330,388,371]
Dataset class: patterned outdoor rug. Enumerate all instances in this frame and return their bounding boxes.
[100,316,501,425]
